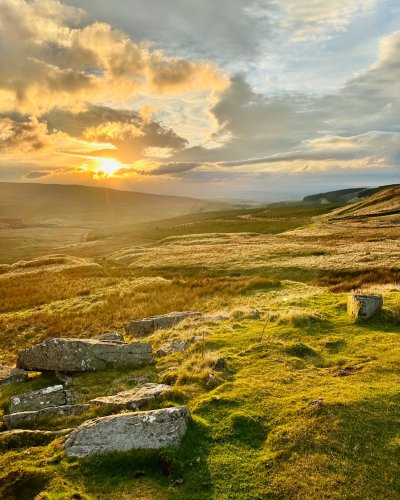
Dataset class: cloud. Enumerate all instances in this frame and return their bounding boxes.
[284,0,377,41]
[43,105,188,162]
[0,0,228,115]
[0,116,49,153]
[24,170,51,179]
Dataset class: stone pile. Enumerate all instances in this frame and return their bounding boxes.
[1,324,191,456]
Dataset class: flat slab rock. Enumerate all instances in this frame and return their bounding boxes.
[0,364,28,386]
[125,311,202,336]
[17,338,153,372]
[90,383,172,410]
[64,406,190,457]
[3,404,90,430]
[9,384,73,413]
[347,294,383,320]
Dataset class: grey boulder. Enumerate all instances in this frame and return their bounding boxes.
[3,404,90,429]
[0,364,28,386]
[64,406,190,457]
[125,312,202,336]
[347,294,383,320]
[9,385,72,413]
[90,383,172,410]
[17,338,153,372]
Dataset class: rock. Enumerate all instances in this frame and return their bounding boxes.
[95,332,125,343]
[0,429,72,450]
[9,385,72,413]
[90,383,172,410]
[64,406,190,457]
[125,312,202,336]
[3,404,90,430]
[17,338,153,372]
[347,294,383,320]
[213,357,227,370]
[156,339,192,357]
[0,364,28,386]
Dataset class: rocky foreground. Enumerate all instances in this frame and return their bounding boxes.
[0,312,207,457]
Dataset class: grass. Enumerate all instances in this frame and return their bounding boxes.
[1,201,400,498]
[1,285,400,499]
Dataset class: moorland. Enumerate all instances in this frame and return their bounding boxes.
[1,182,400,499]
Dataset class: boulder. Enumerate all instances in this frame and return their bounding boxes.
[64,406,190,457]
[3,404,90,430]
[9,385,72,413]
[17,338,153,372]
[90,383,172,410]
[125,312,202,336]
[0,364,28,386]
[95,332,125,343]
[347,294,383,320]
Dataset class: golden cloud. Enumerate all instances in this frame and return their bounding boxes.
[0,0,229,115]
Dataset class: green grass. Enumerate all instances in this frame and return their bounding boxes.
[1,284,400,499]
[88,204,336,243]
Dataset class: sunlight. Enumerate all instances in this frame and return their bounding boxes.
[95,158,122,177]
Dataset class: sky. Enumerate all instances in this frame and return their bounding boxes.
[0,0,399,200]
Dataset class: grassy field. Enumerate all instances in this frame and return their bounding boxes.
[1,199,400,499]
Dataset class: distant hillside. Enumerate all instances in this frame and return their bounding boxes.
[0,182,218,228]
[303,185,398,204]
[323,184,400,227]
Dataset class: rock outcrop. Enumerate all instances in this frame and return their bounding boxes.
[0,364,28,386]
[9,385,72,413]
[3,404,90,430]
[90,383,172,410]
[64,406,190,457]
[17,338,153,372]
[125,312,202,336]
[347,294,383,320]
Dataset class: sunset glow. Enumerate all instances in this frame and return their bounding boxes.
[94,158,122,178]
[0,0,399,198]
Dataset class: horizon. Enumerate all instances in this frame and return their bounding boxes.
[0,1,399,199]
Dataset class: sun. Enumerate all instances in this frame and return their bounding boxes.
[95,158,122,177]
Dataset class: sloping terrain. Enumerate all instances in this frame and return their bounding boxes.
[303,184,397,204]
[0,182,229,263]
[319,184,400,227]
[1,188,400,499]
[0,182,217,227]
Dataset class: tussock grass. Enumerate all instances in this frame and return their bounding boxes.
[316,268,400,292]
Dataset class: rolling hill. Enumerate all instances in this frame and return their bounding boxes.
[323,184,400,227]
[0,182,220,228]
[0,182,230,263]
[303,184,398,204]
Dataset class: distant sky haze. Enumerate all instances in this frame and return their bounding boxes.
[0,0,399,199]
